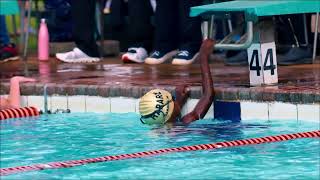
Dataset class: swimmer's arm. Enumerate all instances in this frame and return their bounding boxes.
[166,86,189,123]
[0,77,36,110]
[175,85,189,107]
[7,77,22,109]
[0,97,10,110]
[181,39,215,124]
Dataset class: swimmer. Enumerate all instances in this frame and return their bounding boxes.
[139,39,215,125]
[0,76,36,110]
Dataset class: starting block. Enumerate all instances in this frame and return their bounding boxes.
[247,20,278,86]
[190,0,320,86]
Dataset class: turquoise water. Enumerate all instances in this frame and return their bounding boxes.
[0,113,319,179]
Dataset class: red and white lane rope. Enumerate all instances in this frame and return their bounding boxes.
[1,130,319,176]
[0,107,39,120]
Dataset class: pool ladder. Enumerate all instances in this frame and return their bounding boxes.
[42,85,70,114]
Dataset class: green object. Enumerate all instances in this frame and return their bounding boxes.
[191,0,320,17]
[0,0,19,15]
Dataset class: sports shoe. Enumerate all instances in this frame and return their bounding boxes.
[225,50,248,66]
[122,47,148,63]
[277,47,312,66]
[56,48,100,63]
[0,43,19,63]
[172,50,199,65]
[145,49,178,65]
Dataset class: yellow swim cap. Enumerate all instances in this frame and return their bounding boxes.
[139,89,174,125]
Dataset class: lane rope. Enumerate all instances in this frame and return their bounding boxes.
[1,130,319,176]
[0,107,39,120]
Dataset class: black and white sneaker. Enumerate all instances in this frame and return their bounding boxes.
[122,47,148,63]
[172,50,198,65]
[145,50,178,65]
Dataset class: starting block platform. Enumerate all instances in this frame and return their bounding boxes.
[191,0,320,86]
[191,1,320,18]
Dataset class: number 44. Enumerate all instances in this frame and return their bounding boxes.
[249,49,276,77]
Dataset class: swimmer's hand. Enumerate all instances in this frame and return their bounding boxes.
[181,112,199,124]
[174,85,190,107]
[10,76,36,84]
[175,85,190,98]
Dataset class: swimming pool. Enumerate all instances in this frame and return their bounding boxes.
[1,113,319,179]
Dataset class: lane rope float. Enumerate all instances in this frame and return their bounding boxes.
[0,107,39,120]
[1,130,319,176]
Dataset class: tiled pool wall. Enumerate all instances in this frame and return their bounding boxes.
[0,83,319,122]
[2,94,318,123]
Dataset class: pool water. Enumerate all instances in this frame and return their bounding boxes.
[0,113,319,179]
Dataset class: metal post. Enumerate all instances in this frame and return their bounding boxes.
[44,84,48,114]
[23,0,32,61]
[288,18,300,47]
[208,0,216,40]
[303,14,309,46]
[313,12,319,62]
[100,0,105,58]
[22,0,32,76]
[227,14,233,33]
[208,15,215,39]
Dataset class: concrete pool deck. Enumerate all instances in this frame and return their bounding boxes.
[0,56,319,104]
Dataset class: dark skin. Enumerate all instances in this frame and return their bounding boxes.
[167,39,215,125]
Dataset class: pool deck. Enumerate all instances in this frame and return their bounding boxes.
[0,55,319,104]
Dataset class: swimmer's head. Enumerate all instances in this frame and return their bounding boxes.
[139,89,174,125]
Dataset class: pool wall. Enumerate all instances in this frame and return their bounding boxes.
[0,82,319,122]
[1,95,318,123]
[0,82,319,104]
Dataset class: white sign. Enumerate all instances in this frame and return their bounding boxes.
[247,43,263,86]
[247,42,278,86]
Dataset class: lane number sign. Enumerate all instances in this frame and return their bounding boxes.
[247,42,278,86]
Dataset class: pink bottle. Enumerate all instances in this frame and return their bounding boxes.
[38,18,49,61]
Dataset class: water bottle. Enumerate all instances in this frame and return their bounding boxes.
[38,18,49,61]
